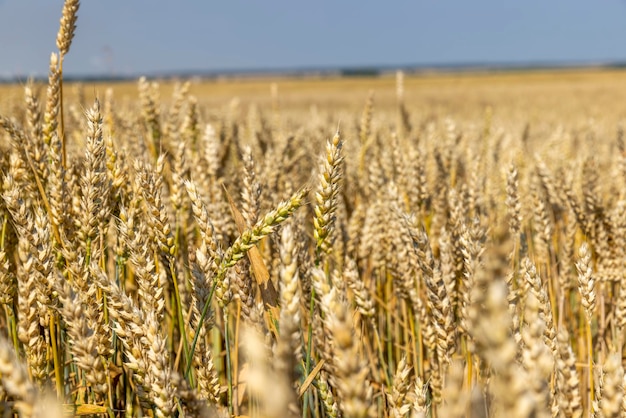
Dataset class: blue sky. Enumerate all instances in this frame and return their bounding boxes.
[1,0,626,77]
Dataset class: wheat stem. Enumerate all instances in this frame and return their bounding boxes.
[49,315,63,398]
[224,310,234,416]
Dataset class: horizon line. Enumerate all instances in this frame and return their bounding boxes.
[3,59,626,84]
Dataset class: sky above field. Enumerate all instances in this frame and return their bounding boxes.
[1,0,626,78]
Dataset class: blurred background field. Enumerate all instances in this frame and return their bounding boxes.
[5,67,626,121]
[4,67,626,150]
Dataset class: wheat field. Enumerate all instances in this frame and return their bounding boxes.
[3,1,626,417]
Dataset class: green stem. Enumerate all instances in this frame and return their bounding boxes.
[5,306,18,356]
[185,282,217,378]
[49,314,64,398]
[224,310,234,416]
[302,286,316,418]
[169,259,190,371]
[1,214,7,248]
